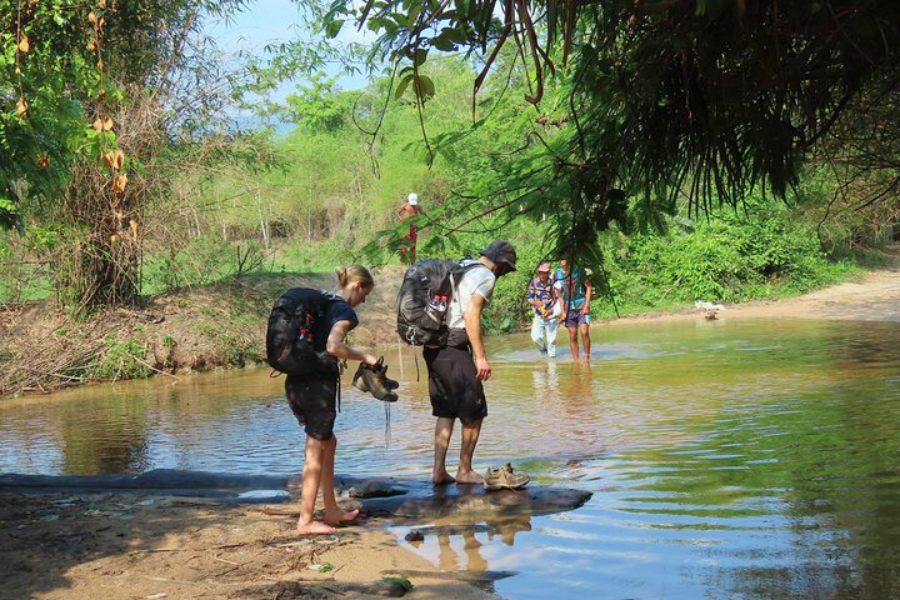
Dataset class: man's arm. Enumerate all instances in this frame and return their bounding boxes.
[464,293,491,381]
[325,320,378,366]
[581,279,593,315]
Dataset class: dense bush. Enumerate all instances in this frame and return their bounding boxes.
[475,201,861,328]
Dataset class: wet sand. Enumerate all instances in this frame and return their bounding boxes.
[1,494,494,600]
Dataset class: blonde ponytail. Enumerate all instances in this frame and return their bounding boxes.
[335,265,374,290]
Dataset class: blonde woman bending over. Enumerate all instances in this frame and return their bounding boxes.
[286,266,378,535]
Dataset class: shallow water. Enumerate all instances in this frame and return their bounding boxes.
[3,317,900,599]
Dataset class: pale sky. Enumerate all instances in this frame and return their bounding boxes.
[208,0,372,106]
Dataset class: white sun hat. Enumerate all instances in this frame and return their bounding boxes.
[408,193,418,206]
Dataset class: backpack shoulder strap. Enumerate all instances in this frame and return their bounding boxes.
[450,260,491,312]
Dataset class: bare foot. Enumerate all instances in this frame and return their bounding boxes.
[324,508,360,525]
[295,519,338,535]
[432,472,456,486]
[455,470,484,485]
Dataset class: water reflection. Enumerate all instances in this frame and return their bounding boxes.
[3,319,900,599]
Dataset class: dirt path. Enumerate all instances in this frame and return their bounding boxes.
[607,247,900,327]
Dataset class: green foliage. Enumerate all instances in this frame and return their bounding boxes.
[162,334,177,351]
[279,72,354,132]
[318,562,336,573]
[90,338,152,382]
[381,576,414,591]
[142,235,266,294]
[598,203,859,315]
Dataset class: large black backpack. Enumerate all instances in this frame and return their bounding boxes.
[396,259,482,346]
[266,288,336,376]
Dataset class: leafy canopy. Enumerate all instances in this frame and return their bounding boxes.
[309,0,900,263]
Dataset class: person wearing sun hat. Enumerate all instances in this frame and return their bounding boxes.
[526,262,560,358]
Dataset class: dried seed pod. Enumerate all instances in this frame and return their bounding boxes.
[103,149,125,171]
[16,97,28,119]
[18,36,30,53]
[112,173,128,193]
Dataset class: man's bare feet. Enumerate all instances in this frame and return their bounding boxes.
[455,470,484,485]
[295,519,338,535]
[324,507,360,525]
[432,471,456,485]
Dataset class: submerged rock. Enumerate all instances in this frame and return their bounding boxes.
[0,469,593,520]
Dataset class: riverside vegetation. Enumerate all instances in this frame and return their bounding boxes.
[1,2,898,394]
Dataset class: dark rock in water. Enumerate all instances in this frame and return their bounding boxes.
[347,478,406,499]
[404,530,425,542]
[343,580,410,598]
[0,470,592,520]
[358,482,592,521]
[383,581,408,597]
[390,569,517,583]
[566,459,583,467]
[0,470,291,502]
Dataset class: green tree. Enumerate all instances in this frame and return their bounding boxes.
[307,0,900,267]
[2,0,247,311]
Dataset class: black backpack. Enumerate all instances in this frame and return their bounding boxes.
[396,259,483,346]
[266,288,336,376]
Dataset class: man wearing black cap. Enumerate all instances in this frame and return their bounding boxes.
[424,239,517,485]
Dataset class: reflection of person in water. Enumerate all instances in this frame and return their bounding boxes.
[431,516,533,572]
[485,515,533,546]
[438,529,488,572]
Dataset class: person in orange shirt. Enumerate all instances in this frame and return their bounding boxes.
[395,192,425,264]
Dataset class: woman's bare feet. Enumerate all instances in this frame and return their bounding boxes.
[295,519,338,535]
[432,471,456,485]
[323,507,360,525]
[455,470,484,485]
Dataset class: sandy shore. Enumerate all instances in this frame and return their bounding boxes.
[1,494,494,600]
[605,252,900,327]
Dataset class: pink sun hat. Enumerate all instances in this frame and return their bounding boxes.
[537,263,551,273]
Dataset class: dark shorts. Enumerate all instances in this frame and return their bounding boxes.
[423,344,488,425]
[285,373,337,441]
[565,311,591,329]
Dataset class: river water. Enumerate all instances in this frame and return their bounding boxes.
[3,317,900,599]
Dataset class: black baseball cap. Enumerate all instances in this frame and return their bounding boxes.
[481,239,517,273]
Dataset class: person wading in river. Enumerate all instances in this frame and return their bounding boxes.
[425,240,517,485]
[288,266,379,535]
[556,259,593,360]
[527,262,560,358]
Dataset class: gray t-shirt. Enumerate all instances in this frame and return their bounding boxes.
[448,260,496,330]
